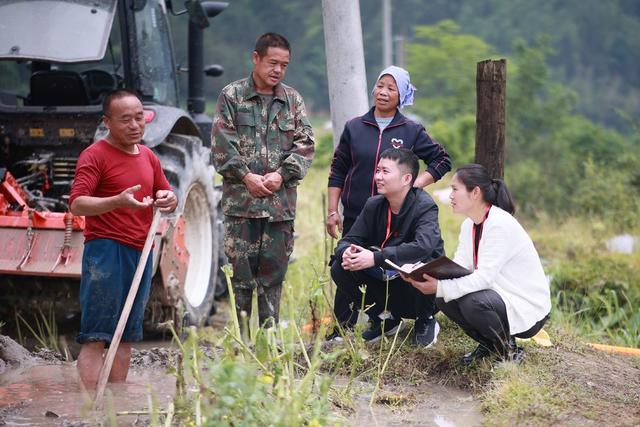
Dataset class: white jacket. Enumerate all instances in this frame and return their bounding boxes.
[436,206,551,334]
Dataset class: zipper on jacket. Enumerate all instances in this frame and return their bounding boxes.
[371,129,383,196]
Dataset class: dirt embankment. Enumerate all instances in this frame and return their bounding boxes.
[547,344,640,426]
[0,335,37,374]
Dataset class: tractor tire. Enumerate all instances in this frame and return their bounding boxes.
[153,133,220,326]
[213,184,229,300]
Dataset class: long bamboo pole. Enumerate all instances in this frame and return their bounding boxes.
[94,209,162,408]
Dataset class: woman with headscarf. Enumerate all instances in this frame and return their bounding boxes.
[326,66,452,340]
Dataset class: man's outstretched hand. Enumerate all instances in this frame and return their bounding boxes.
[117,185,153,209]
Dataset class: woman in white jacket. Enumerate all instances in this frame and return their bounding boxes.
[404,164,551,364]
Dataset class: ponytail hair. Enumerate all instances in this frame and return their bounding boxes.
[454,164,516,214]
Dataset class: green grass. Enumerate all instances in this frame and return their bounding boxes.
[14,305,71,360]
[529,217,640,348]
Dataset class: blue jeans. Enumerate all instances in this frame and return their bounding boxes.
[76,239,153,344]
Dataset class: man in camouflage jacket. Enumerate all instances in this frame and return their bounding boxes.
[212,33,315,331]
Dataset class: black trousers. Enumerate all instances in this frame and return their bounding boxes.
[331,259,436,325]
[436,289,548,353]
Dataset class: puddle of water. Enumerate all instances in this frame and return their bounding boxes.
[0,363,175,426]
[333,378,481,427]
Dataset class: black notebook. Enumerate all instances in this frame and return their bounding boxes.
[384,255,472,281]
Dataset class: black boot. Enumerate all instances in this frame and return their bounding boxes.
[498,337,525,364]
[461,343,493,365]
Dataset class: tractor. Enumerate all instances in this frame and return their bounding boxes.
[0,0,228,331]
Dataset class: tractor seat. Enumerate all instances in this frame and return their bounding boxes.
[29,70,90,106]
[81,69,117,104]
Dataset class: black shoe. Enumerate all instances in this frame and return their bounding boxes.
[325,328,344,342]
[497,338,526,364]
[461,344,492,365]
[413,316,440,348]
[506,346,526,364]
[362,318,404,342]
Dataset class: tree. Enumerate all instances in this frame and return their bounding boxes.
[406,20,495,121]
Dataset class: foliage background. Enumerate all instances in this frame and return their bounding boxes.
[173,0,640,133]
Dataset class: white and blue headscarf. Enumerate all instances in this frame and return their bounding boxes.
[373,65,416,109]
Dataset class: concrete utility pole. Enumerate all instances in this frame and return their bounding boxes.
[322,0,369,147]
[382,0,392,68]
[475,59,507,179]
[394,35,404,68]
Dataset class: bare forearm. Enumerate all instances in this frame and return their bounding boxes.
[70,195,121,216]
[327,187,342,213]
[414,171,435,188]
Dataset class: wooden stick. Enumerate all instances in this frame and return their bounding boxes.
[94,209,162,408]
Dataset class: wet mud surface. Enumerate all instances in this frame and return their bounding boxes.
[0,362,175,426]
[129,346,179,371]
[0,336,176,426]
[0,335,36,375]
[332,378,481,426]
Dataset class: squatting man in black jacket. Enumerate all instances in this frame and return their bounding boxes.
[329,148,444,346]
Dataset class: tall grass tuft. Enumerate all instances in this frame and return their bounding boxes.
[165,269,337,426]
[550,253,640,347]
[15,304,70,359]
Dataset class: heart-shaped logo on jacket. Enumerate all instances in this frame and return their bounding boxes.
[391,138,404,148]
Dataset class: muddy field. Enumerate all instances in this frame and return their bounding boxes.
[0,332,482,426]
[0,336,178,426]
[2,304,639,426]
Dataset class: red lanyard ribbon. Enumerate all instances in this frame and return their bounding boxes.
[381,205,392,249]
[472,205,492,270]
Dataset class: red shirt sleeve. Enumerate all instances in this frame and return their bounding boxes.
[69,148,102,207]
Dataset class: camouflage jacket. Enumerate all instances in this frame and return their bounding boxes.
[212,75,315,221]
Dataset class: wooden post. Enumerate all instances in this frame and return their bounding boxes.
[475,59,506,179]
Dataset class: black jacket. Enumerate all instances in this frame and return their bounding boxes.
[334,188,444,268]
[328,107,451,223]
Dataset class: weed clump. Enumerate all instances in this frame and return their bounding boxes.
[164,276,337,426]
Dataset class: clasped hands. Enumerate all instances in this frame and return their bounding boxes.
[341,244,375,271]
[242,172,283,197]
[341,243,438,294]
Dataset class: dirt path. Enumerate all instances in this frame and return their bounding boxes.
[543,343,640,426]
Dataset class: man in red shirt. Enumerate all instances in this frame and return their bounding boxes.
[69,89,177,389]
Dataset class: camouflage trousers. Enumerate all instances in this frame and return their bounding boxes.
[223,216,294,327]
